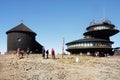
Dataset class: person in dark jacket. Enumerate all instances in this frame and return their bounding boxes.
[26,48,30,58]
[42,47,45,59]
[46,49,49,59]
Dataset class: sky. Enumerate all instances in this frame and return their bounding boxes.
[0,0,120,54]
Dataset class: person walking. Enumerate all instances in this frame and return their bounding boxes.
[16,48,21,59]
[21,50,25,58]
[46,49,49,59]
[16,48,25,59]
[26,48,30,58]
[42,47,45,59]
[51,48,55,59]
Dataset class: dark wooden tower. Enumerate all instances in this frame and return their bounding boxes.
[66,19,119,56]
[6,23,43,53]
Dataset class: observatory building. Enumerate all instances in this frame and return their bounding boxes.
[66,19,119,56]
[6,23,43,53]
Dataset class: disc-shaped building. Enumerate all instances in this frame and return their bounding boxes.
[6,23,43,53]
[66,19,119,56]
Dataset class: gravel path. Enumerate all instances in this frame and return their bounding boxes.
[0,54,120,80]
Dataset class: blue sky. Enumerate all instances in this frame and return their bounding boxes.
[0,0,120,54]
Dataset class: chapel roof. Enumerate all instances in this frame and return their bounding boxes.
[6,23,36,35]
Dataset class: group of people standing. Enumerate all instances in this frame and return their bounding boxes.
[16,47,56,59]
[16,48,30,59]
[42,47,56,59]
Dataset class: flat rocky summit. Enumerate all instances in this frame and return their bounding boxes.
[0,54,120,80]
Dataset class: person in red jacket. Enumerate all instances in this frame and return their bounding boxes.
[51,48,55,59]
[17,48,21,58]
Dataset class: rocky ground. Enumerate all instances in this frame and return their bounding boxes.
[0,53,120,80]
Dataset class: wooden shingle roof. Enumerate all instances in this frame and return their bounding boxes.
[6,23,36,35]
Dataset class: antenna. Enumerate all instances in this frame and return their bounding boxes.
[103,8,106,19]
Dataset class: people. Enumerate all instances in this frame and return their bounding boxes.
[51,48,55,59]
[95,52,99,57]
[17,48,21,58]
[46,49,49,59]
[26,48,30,58]
[16,48,25,59]
[42,47,45,59]
[21,50,25,58]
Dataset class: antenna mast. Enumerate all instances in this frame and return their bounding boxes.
[103,8,106,20]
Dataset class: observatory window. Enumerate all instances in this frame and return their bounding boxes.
[94,26,110,30]
[17,38,21,42]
